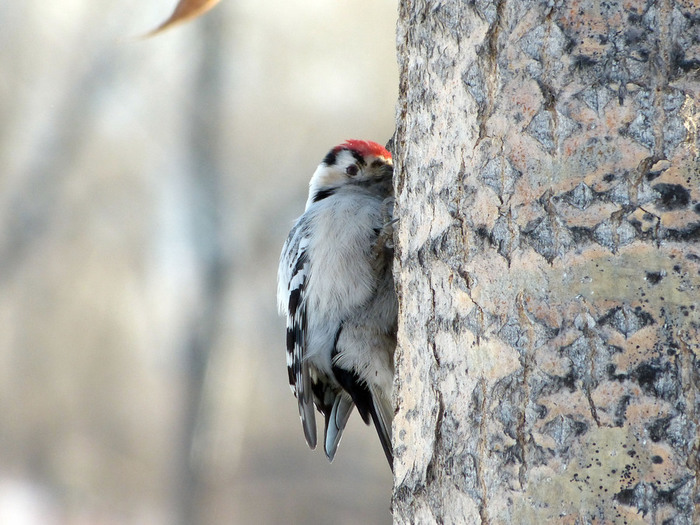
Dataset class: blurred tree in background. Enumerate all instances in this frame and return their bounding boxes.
[0,1,397,523]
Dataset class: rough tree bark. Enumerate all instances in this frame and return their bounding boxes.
[392,0,698,523]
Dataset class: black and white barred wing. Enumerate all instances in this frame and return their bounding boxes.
[277,220,317,448]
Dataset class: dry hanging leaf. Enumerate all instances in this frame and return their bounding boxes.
[145,0,221,36]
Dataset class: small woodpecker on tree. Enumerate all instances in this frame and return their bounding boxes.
[278,140,397,468]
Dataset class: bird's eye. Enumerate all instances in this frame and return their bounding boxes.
[346,164,359,176]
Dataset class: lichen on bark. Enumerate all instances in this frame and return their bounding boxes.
[392,0,699,523]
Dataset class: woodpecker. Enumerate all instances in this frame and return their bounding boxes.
[277,140,397,468]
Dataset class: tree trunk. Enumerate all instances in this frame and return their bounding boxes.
[174,13,229,525]
[392,0,699,523]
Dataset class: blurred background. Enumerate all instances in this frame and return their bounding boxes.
[0,1,397,523]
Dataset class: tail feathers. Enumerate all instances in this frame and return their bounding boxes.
[332,363,394,468]
[368,385,394,470]
[299,371,317,449]
[324,395,354,461]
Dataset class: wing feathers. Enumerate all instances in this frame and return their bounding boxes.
[280,222,317,448]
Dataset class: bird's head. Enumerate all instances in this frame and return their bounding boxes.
[307,140,393,207]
